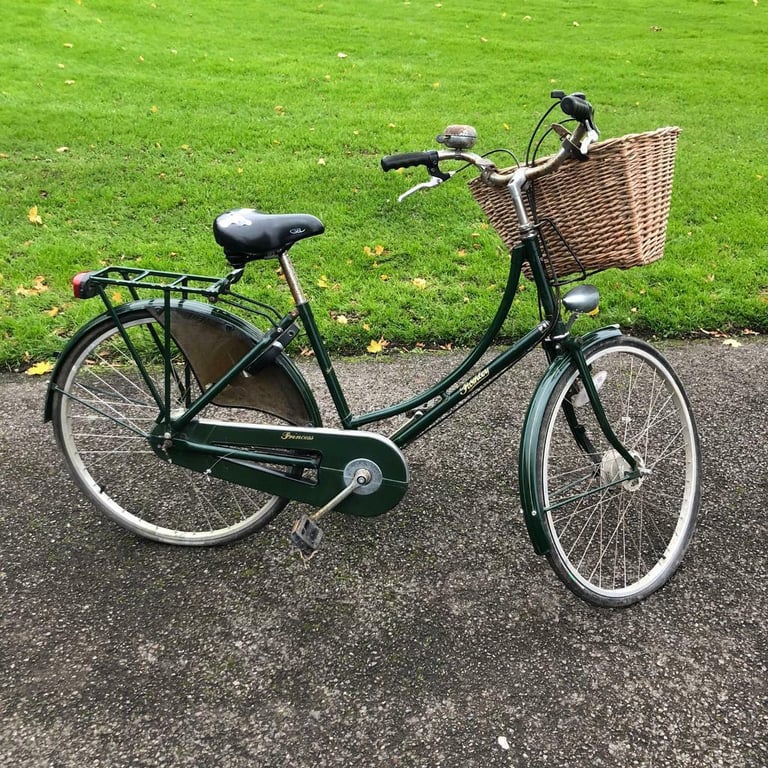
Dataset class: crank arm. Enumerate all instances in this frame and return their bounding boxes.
[290,467,373,557]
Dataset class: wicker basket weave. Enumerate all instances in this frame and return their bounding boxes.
[468,126,681,279]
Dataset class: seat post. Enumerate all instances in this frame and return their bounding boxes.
[278,251,307,307]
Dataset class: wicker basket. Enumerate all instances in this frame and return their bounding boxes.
[468,126,681,280]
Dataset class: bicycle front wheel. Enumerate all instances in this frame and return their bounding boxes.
[50,308,318,546]
[536,337,701,606]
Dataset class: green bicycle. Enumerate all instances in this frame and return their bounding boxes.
[45,92,701,607]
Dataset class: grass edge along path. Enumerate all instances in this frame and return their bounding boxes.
[1,0,767,370]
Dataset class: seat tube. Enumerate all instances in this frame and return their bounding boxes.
[279,252,354,426]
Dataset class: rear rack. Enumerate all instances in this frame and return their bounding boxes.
[75,265,285,329]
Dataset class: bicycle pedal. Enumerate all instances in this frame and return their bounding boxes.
[290,514,324,556]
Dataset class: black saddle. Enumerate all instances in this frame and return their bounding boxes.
[213,208,325,266]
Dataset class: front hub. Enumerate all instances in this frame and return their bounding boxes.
[600,448,646,491]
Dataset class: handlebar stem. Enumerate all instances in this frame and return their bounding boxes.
[507,168,536,235]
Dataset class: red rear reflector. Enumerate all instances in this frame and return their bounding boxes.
[72,271,97,299]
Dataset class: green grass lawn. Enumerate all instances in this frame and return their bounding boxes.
[1,0,767,367]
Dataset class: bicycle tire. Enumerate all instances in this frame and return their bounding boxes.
[50,308,318,545]
[535,336,701,606]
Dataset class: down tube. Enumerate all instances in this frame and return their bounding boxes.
[390,320,551,446]
[389,244,552,447]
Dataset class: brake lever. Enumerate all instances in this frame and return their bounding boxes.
[397,171,454,203]
[579,126,600,155]
[553,122,600,162]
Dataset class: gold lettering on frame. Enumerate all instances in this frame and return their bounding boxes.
[459,368,490,396]
[281,432,315,441]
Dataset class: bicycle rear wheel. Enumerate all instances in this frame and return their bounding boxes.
[536,337,701,606]
[50,308,318,545]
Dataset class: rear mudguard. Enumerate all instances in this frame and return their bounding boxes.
[518,325,623,555]
[44,298,322,428]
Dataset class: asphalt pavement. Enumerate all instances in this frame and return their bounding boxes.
[1,337,766,767]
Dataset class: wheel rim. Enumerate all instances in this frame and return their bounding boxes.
[54,314,300,545]
[542,343,699,601]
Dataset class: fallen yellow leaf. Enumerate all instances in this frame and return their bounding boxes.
[16,276,49,296]
[28,206,43,225]
[366,338,388,354]
[26,360,54,377]
[412,277,427,289]
[44,306,60,318]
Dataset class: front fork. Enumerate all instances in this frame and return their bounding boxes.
[543,336,638,473]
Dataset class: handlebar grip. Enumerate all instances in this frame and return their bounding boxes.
[560,93,594,123]
[381,150,439,172]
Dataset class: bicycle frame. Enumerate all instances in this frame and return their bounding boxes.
[47,201,637,522]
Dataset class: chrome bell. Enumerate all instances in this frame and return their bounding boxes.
[436,124,478,150]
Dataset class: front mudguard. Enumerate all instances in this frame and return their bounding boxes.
[518,326,622,555]
[44,298,322,427]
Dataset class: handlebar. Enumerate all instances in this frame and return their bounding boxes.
[382,91,599,193]
[381,90,601,227]
[381,150,440,173]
